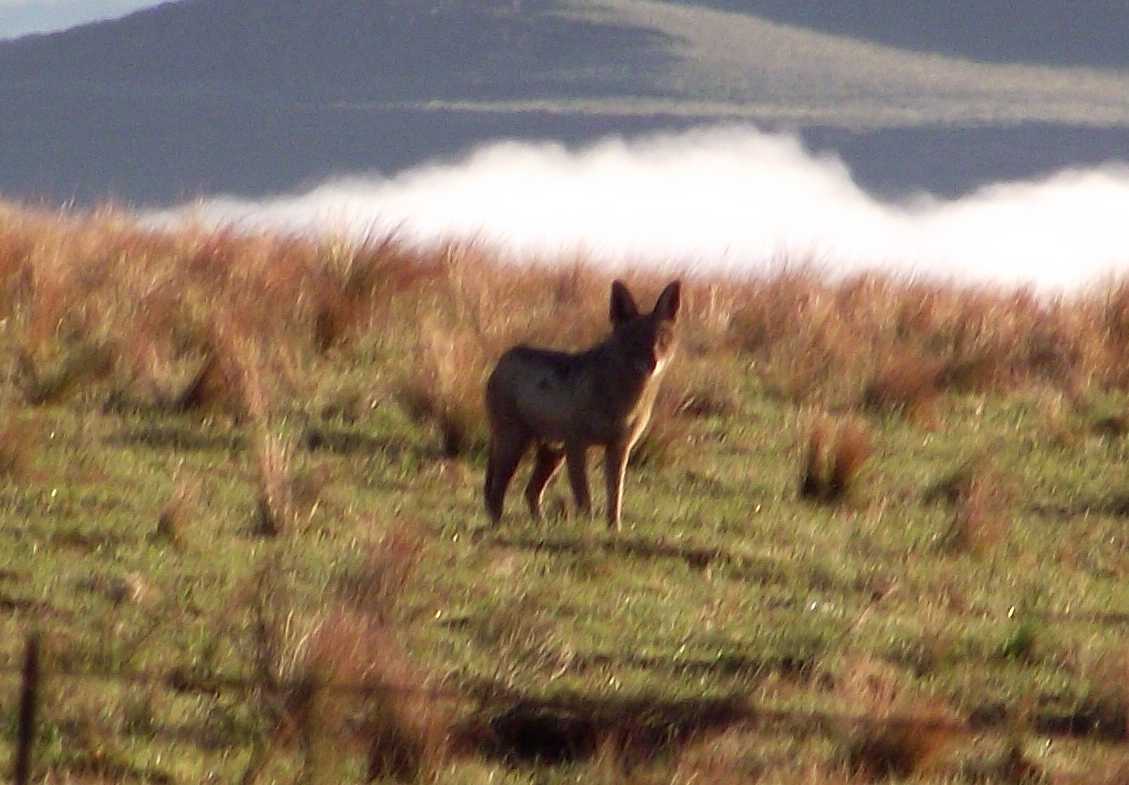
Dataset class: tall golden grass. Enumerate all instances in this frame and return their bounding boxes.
[5,199,1129,443]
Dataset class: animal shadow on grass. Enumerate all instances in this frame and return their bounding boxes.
[0,591,66,618]
[484,532,785,582]
[104,424,244,453]
[52,756,174,785]
[1029,492,1129,521]
[463,692,751,768]
[466,689,977,774]
[567,649,815,683]
[463,686,1129,772]
[301,425,407,461]
[967,701,1129,742]
[1032,608,1129,627]
[106,422,412,460]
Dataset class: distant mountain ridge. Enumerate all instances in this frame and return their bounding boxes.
[679,0,1129,70]
[0,0,671,99]
[2,0,1128,206]
[5,0,1125,86]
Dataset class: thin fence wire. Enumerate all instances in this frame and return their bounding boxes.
[0,658,488,699]
[0,653,1047,738]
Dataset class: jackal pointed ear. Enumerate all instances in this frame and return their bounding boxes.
[610,280,640,324]
[653,280,682,322]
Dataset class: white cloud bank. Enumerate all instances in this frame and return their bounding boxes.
[170,125,1129,292]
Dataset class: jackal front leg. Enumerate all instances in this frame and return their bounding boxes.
[604,440,631,531]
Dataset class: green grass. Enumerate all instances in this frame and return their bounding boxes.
[4,353,1129,784]
[4,207,1129,782]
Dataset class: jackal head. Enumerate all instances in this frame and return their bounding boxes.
[609,279,682,377]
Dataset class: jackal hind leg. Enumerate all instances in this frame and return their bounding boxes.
[485,428,531,522]
[525,445,565,520]
[564,442,592,517]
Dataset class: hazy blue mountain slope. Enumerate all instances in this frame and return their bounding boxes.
[0,0,672,98]
[670,0,1129,69]
[1,0,1127,205]
[571,1,1129,128]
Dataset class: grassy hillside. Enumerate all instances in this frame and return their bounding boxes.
[4,200,1129,783]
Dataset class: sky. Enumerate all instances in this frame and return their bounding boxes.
[0,0,165,39]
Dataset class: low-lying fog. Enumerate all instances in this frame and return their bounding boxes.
[166,125,1129,291]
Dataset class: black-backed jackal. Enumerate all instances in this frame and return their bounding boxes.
[484,280,681,530]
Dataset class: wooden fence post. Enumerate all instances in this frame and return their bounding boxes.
[14,632,40,785]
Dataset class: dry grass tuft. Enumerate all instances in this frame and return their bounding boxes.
[862,353,945,425]
[16,341,115,406]
[836,657,902,715]
[235,545,454,784]
[826,421,872,503]
[658,731,795,785]
[272,608,454,785]
[172,350,248,416]
[250,435,328,539]
[357,619,454,784]
[322,526,453,783]
[233,562,348,783]
[945,486,1010,556]
[0,415,40,481]
[308,236,431,352]
[1031,388,1083,450]
[153,477,201,548]
[929,457,1013,555]
[799,418,873,505]
[337,524,425,623]
[1092,413,1129,440]
[942,351,1011,394]
[398,321,489,458]
[252,432,297,538]
[799,419,830,502]
[995,738,1047,784]
[847,705,963,781]
[661,356,740,421]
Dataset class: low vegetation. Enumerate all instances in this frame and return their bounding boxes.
[3,199,1129,782]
